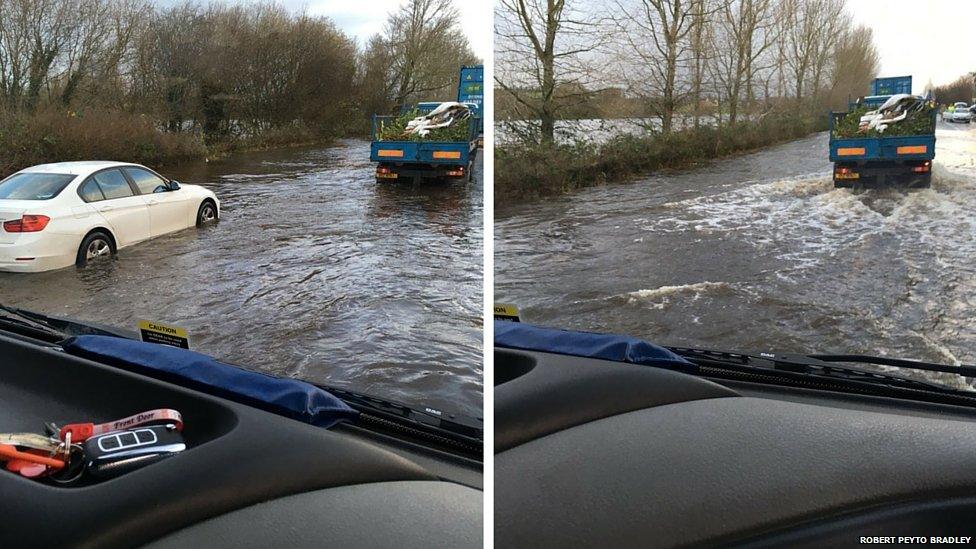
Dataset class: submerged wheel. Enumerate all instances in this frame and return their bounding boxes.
[196,200,218,227]
[76,231,115,267]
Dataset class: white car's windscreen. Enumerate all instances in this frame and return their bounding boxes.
[0,173,75,200]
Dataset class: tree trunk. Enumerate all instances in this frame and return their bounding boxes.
[540,50,555,144]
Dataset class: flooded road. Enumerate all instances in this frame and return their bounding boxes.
[496,122,976,389]
[0,139,483,416]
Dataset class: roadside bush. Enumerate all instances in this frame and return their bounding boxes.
[204,123,322,155]
[495,111,828,206]
[0,108,207,177]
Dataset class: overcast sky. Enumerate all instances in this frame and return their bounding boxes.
[151,0,489,60]
[847,0,975,93]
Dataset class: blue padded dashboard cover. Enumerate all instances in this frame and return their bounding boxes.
[495,321,697,374]
[62,335,358,428]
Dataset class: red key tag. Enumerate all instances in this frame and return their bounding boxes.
[59,423,94,442]
[60,409,183,442]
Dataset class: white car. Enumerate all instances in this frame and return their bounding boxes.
[0,161,219,273]
[941,102,972,123]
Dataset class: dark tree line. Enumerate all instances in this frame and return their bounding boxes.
[931,74,976,106]
[0,0,478,142]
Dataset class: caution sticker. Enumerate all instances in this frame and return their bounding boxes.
[138,320,190,349]
[494,304,521,322]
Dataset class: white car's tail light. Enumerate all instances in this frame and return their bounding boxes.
[3,215,51,233]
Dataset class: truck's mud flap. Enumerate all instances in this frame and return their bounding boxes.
[834,174,931,190]
[833,161,932,190]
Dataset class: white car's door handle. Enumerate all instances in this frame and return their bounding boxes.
[98,205,114,212]
[147,199,158,205]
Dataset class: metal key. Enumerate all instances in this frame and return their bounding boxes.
[0,433,62,453]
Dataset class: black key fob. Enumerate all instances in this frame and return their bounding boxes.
[83,424,186,479]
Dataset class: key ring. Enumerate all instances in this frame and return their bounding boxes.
[48,444,85,485]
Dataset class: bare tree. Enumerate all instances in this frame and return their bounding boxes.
[808,0,845,102]
[495,0,603,144]
[688,0,717,128]
[825,24,879,110]
[611,0,706,133]
[0,0,77,108]
[383,0,477,109]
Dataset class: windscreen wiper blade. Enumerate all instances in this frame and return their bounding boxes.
[810,353,976,378]
[670,347,975,395]
[0,304,132,341]
[0,304,66,342]
[323,385,483,455]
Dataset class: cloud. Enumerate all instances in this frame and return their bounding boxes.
[847,0,976,92]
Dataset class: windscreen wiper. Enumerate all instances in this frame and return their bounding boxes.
[324,385,483,458]
[0,304,131,343]
[0,304,67,342]
[670,347,976,402]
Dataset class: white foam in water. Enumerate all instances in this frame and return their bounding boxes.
[622,281,732,309]
[634,145,976,374]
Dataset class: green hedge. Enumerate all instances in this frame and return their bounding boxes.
[495,111,828,206]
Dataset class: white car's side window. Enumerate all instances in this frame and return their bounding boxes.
[79,179,105,202]
[93,170,134,200]
[125,168,167,195]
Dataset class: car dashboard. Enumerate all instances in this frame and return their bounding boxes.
[495,348,976,547]
[0,332,482,548]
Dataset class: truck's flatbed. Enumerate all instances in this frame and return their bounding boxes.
[828,107,935,188]
[369,114,478,182]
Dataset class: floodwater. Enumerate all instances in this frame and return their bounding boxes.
[496,114,739,145]
[0,140,483,416]
[496,121,976,389]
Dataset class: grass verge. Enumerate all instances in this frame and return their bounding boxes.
[495,110,828,207]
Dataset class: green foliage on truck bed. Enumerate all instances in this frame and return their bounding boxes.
[833,104,935,138]
[375,110,471,142]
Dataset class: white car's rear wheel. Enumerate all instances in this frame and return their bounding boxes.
[76,232,115,267]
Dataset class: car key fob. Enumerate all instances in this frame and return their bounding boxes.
[83,424,185,479]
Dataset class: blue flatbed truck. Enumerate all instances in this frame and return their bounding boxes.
[829,75,935,188]
[370,66,482,183]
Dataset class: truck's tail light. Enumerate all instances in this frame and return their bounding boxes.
[912,161,931,173]
[447,168,465,177]
[3,215,51,233]
[835,167,852,174]
[377,166,392,174]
